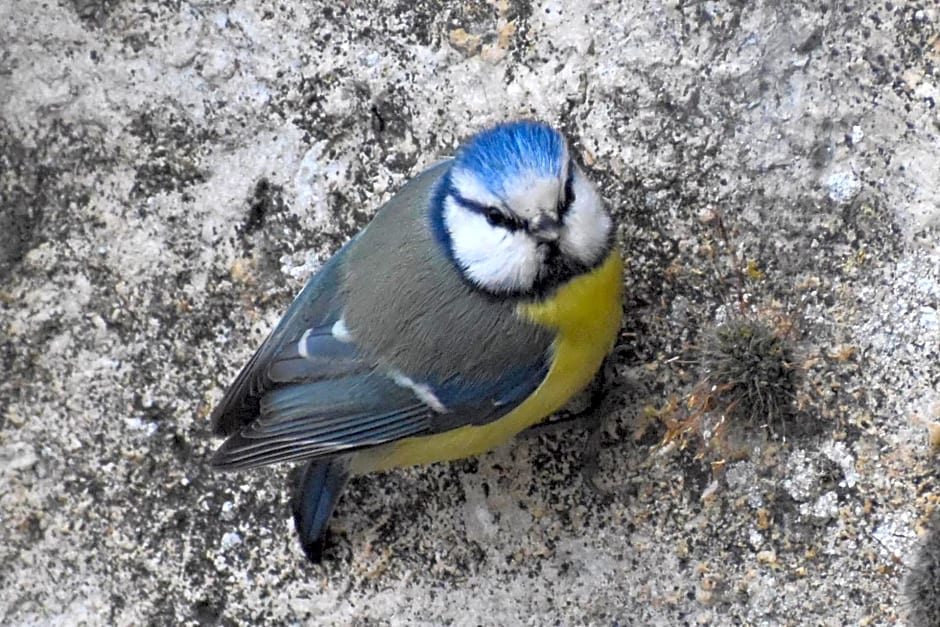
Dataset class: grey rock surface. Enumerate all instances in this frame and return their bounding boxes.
[2,0,939,625]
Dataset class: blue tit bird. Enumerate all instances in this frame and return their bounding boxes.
[209,120,623,562]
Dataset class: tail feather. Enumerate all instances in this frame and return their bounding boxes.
[292,457,350,563]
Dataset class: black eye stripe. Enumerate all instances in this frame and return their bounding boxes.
[560,161,576,216]
[450,192,523,231]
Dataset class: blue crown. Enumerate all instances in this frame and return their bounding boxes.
[453,121,567,195]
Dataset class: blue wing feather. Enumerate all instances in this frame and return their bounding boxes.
[210,238,357,436]
[212,367,434,469]
[211,348,550,470]
[266,327,362,383]
[211,338,550,470]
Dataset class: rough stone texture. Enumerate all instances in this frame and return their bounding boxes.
[1,1,938,625]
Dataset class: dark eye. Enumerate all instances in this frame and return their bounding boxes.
[484,206,510,228]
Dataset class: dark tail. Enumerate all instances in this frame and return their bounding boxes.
[292,457,350,563]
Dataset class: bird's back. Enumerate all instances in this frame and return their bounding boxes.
[341,161,553,389]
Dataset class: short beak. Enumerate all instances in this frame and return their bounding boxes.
[531,214,561,243]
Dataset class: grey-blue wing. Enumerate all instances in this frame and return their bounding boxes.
[209,312,549,469]
[209,313,550,470]
[210,238,355,437]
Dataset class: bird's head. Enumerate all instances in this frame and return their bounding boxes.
[433,121,612,298]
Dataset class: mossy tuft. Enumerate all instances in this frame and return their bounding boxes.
[700,318,800,433]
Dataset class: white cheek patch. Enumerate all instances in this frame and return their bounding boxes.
[443,197,540,292]
[560,170,611,266]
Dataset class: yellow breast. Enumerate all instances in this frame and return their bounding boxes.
[353,251,624,474]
